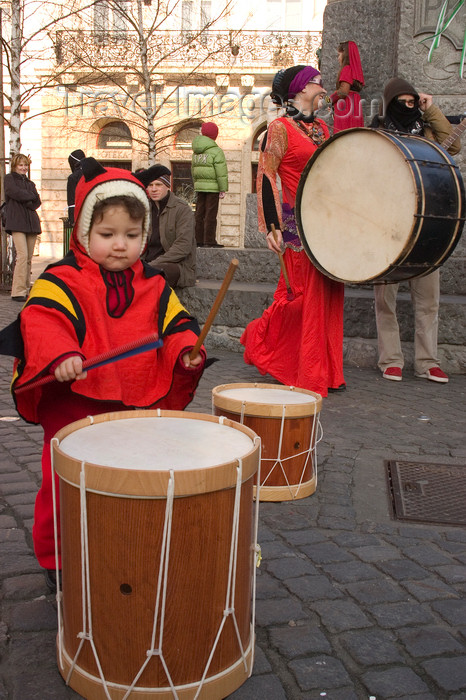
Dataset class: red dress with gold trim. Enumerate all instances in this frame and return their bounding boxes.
[241,116,345,398]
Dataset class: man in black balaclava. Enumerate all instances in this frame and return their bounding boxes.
[371,78,461,385]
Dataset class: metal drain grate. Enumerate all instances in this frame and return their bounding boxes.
[386,460,466,527]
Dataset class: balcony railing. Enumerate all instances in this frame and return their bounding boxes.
[55,29,321,72]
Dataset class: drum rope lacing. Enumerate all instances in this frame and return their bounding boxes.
[239,401,322,498]
[121,469,178,698]
[53,443,115,698]
[51,438,64,662]
[54,421,258,698]
[192,460,249,699]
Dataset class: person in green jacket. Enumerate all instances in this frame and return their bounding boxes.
[191,122,228,248]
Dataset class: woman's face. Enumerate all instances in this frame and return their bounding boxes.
[14,160,29,175]
[338,50,344,66]
[299,78,327,111]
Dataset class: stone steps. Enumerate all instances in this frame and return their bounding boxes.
[242,193,466,296]
[178,260,466,373]
[195,245,465,294]
[195,247,280,284]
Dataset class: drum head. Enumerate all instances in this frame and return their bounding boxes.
[212,383,322,417]
[216,387,317,405]
[296,128,417,283]
[58,416,254,471]
[53,411,260,497]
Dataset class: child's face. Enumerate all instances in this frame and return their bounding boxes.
[88,205,143,271]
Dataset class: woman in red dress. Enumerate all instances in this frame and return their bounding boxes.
[331,41,365,133]
[241,65,345,397]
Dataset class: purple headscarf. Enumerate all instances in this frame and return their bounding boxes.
[288,66,321,98]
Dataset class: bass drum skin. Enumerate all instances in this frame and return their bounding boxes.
[295,127,465,284]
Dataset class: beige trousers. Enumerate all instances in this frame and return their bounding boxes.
[374,270,440,375]
[11,232,37,298]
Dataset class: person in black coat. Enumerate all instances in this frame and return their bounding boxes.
[66,149,86,224]
[4,153,41,301]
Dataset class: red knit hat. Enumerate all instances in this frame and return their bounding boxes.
[73,158,151,255]
[201,122,219,140]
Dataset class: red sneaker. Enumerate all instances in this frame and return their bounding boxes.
[382,367,402,381]
[417,367,449,383]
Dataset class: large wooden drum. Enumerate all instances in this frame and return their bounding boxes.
[296,127,465,283]
[212,384,322,502]
[51,410,260,700]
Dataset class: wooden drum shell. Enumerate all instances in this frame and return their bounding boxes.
[52,410,260,700]
[212,384,322,502]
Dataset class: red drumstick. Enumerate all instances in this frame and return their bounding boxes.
[15,333,163,394]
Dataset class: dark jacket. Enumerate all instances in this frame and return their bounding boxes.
[67,170,83,224]
[4,172,41,234]
[143,191,196,287]
[67,149,86,224]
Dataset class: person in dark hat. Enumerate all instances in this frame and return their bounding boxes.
[241,65,346,397]
[371,78,461,384]
[135,164,196,288]
[67,149,86,225]
[191,122,228,248]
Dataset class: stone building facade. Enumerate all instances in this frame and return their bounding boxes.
[16,0,325,257]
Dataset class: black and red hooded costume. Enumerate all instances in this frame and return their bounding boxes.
[12,159,205,419]
[1,159,206,567]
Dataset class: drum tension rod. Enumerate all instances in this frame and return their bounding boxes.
[413,213,466,220]
[405,157,459,169]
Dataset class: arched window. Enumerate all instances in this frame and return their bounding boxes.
[174,120,203,149]
[171,161,195,209]
[97,121,132,149]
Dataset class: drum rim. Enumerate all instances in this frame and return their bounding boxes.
[212,382,322,417]
[295,127,465,284]
[52,409,260,497]
[58,636,254,697]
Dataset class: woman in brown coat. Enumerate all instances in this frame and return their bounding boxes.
[4,153,41,301]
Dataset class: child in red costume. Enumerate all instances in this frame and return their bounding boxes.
[2,159,206,588]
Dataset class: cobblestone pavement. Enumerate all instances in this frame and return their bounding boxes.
[0,282,465,700]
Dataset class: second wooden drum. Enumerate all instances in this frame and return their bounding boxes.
[212,383,322,502]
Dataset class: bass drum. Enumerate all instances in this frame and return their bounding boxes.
[295,127,465,283]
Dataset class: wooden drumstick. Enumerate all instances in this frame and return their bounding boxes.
[271,224,295,301]
[189,258,239,361]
